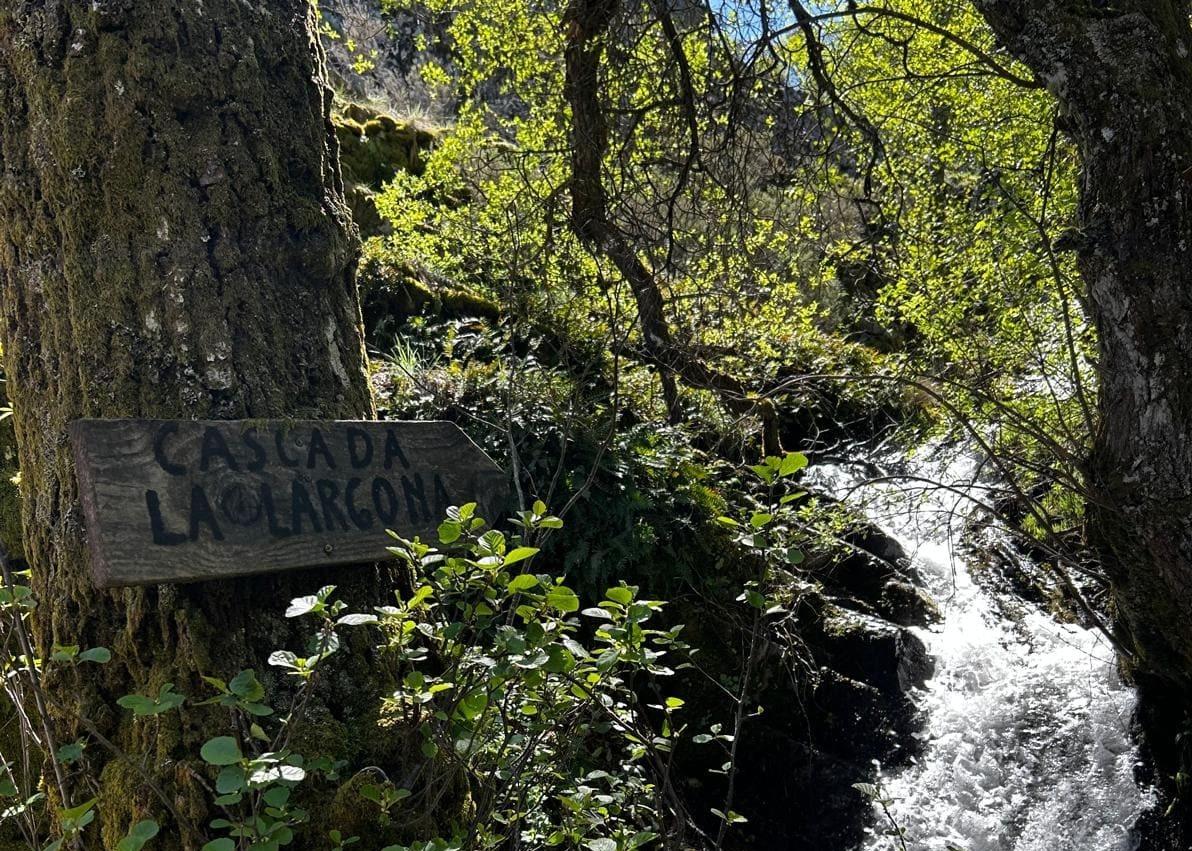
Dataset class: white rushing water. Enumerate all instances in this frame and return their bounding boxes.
[811,445,1154,851]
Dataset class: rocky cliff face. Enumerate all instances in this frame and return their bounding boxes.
[319,0,453,117]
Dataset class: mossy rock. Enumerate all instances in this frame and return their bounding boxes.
[357,242,499,339]
[334,103,438,187]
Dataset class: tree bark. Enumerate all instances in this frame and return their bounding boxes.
[973,0,1192,801]
[562,0,782,453]
[0,2,385,845]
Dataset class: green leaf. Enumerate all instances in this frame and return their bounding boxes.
[268,650,299,670]
[200,736,242,766]
[50,645,79,662]
[60,797,97,821]
[263,786,291,808]
[457,690,489,721]
[506,573,540,592]
[216,766,246,794]
[117,684,183,716]
[779,452,808,476]
[604,586,634,606]
[545,586,579,613]
[201,841,235,851]
[502,546,539,568]
[115,819,159,851]
[585,840,616,851]
[750,463,775,483]
[437,520,462,544]
[229,669,264,702]
[76,647,111,664]
[581,607,613,620]
[285,595,321,618]
[248,764,305,784]
[627,832,658,850]
[55,742,84,764]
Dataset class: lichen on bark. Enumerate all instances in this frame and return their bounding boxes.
[975,0,1192,831]
[0,2,404,846]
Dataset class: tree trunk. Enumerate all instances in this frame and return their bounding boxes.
[0,2,387,845]
[562,0,782,453]
[974,0,1192,808]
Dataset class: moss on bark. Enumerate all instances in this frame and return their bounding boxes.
[0,3,407,846]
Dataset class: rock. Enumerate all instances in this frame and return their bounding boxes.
[810,515,939,627]
[881,578,941,627]
[334,104,438,186]
[356,245,500,338]
[666,581,933,850]
[331,103,439,239]
[814,605,933,694]
[810,669,924,763]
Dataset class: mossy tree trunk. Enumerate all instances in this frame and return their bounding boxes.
[974,0,1192,813]
[0,2,390,846]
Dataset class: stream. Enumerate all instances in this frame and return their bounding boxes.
[812,444,1154,851]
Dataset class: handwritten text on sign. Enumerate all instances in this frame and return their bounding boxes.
[70,419,509,587]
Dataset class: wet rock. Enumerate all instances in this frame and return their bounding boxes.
[667,580,933,850]
[881,578,940,627]
[962,516,1096,627]
[810,514,940,627]
[810,669,923,763]
[812,605,933,695]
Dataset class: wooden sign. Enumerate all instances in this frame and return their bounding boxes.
[70,419,510,587]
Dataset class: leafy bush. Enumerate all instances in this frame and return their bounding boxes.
[0,503,694,851]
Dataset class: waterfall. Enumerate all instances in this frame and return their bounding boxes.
[811,444,1153,851]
